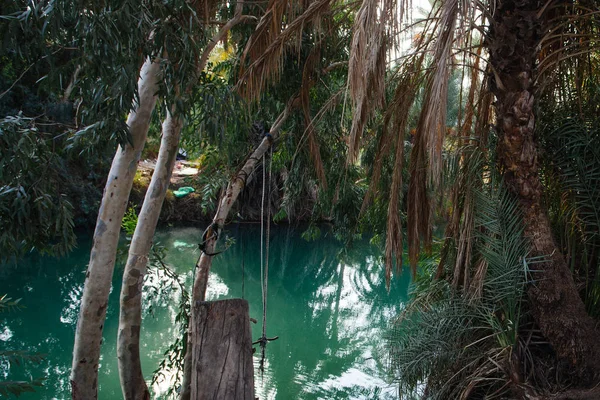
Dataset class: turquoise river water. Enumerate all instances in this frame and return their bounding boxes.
[1,225,411,399]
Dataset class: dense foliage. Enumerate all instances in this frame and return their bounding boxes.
[1,0,600,398]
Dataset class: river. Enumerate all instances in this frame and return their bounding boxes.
[1,225,411,399]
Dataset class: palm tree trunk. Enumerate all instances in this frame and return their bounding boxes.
[70,59,160,399]
[117,111,182,400]
[488,0,600,382]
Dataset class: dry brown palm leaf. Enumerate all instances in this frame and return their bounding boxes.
[437,181,460,279]
[459,43,485,138]
[359,4,441,216]
[407,128,432,274]
[301,44,328,188]
[437,70,492,281]
[361,10,439,282]
[382,56,426,285]
[469,256,488,301]
[475,72,493,149]
[449,49,488,289]
[535,4,600,99]
[405,0,486,275]
[384,105,410,283]
[347,0,395,162]
[415,0,460,188]
[360,36,431,216]
[238,0,335,101]
[239,0,288,68]
[452,186,474,288]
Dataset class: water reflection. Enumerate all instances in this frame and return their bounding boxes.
[1,225,410,399]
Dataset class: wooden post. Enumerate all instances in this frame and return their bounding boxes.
[191,299,255,400]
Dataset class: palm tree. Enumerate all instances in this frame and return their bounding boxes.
[344,0,600,386]
[487,0,600,381]
[188,0,600,387]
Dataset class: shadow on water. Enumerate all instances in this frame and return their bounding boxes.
[1,225,411,399]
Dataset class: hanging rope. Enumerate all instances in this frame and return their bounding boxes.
[241,231,245,300]
[258,151,266,374]
[255,144,278,374]
[263,146,272,342]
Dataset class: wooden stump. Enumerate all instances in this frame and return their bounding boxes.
[191,299,255,400]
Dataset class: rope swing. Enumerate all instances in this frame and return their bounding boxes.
[254,144,278,374]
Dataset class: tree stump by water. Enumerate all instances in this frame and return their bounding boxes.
[191,299,255,400]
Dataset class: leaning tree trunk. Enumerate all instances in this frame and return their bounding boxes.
[117,111,182,400]
[70,59,160,399]
[488,0,600,382]
[178,105,292,400]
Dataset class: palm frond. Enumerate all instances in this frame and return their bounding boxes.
[375,55,427,284]
[0,378,46,398]
[544,119,600,247]
[407,121,432,270]
[346,0,390,161]
[414,0,459,188]
[0,350,46,366]
[301,43,328,188]
[540,116,600,316]
[238,0,335,101]
[474,179,529,307]
[389,177,530,399]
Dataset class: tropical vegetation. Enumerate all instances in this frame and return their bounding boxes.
[1,0,599,398]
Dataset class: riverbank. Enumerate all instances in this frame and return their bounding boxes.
[129,158,318,225]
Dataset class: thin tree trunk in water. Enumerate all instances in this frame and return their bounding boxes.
[117,111,182,400]
[488,0,600,382]
[179,105,292,400]
[70,59,160,399]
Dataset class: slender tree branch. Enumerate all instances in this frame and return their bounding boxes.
[62,65,82,102]
[0,63,34,100]
[196,2,256,75]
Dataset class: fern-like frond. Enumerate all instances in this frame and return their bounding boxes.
[540,116,600,316]
[543,118,600,247]
[473,181,529,308]
[389,179,529,399]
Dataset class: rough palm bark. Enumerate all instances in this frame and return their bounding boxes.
[70,59,160,399]
[117,111,182,400]
[178,105,292,400]
[488,0,600,382]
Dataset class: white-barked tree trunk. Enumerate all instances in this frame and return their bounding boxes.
[117,110,183,400]
[70,59,160,400]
